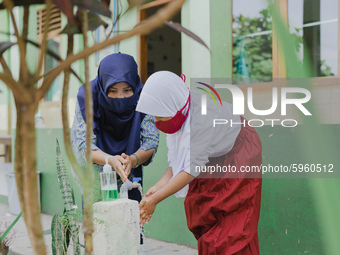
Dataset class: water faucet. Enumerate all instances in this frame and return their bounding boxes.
[120,181,140,199]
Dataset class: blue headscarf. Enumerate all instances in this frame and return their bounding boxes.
[77,53,144,166]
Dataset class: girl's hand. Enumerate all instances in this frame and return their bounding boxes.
[145,185,159,197]
[109,155,128,182]
[139,196,157,227]
[121,153,134,177]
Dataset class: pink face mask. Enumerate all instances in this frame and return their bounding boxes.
[155,92,190,134]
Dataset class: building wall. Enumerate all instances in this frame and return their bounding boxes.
[139,1,340,254]
[0,11,11,136]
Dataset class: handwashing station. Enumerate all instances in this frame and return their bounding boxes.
[93,156,142,255]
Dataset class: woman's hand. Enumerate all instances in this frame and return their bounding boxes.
[108,155,128,182]
[139,196,157,227]
[121,153,135,177]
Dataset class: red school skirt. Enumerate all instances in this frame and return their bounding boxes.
[184,118,262,255]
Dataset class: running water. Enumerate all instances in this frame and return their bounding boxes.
[131,182,150,255]
[133,181,143,199]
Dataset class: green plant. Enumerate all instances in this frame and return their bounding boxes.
[51,207,83,255]
[0,212,22,253]
[51,139,82,255]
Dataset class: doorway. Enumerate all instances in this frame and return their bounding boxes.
[138,1,182,83]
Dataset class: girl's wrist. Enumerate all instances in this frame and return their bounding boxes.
[151,191,162,204]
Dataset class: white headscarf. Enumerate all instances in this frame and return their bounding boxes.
[137,71,241,197]
[136,71,189,117]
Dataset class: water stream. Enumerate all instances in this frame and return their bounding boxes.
[131,182,151,255]
[133,181,144,199]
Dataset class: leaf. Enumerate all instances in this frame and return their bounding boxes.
[101,0,110,7]
[0,212,22,243]
[165,21,210,51]
[52,0,75,24]
[71,188,76,205]
[56,139,74,211]
[64,220,71,253]
[51,214,65,255]
[0,42,16,57]
[22,38,83,84]
[61,11,108,35]
[0,0,44,9]
[71,0,111,17]
[55,139,81,255]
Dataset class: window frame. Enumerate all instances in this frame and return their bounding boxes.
[231,0,340,84]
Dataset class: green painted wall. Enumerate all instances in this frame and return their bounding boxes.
[210,0,232,78]
[143,133,197,247]
[181,1,191,80]
[118,1,138,58]
[0,11,10,104]
[10,129,83,215]
[36,129,83,215]
[256,125,340,254]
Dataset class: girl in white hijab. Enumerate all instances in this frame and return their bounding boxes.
[136,71,262,255]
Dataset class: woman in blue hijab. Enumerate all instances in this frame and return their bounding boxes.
[71,53,159,202]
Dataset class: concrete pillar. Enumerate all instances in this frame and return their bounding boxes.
[93,199,140,255]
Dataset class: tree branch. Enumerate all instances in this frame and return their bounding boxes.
[82,12,94,183]
[37,0,185,100]
[3,0,29,83]
[22,6,29,39]
[61,34,82,255]
[82,10,95,255]
[61,35,86,184]
[22,6,29,74]
[0,56,11,74]
[35,0,53,79]
[0,72,31,104]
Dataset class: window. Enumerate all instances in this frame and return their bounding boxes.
[288,0,338,77]
[232,0,274,83]
[232,0,339,82]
